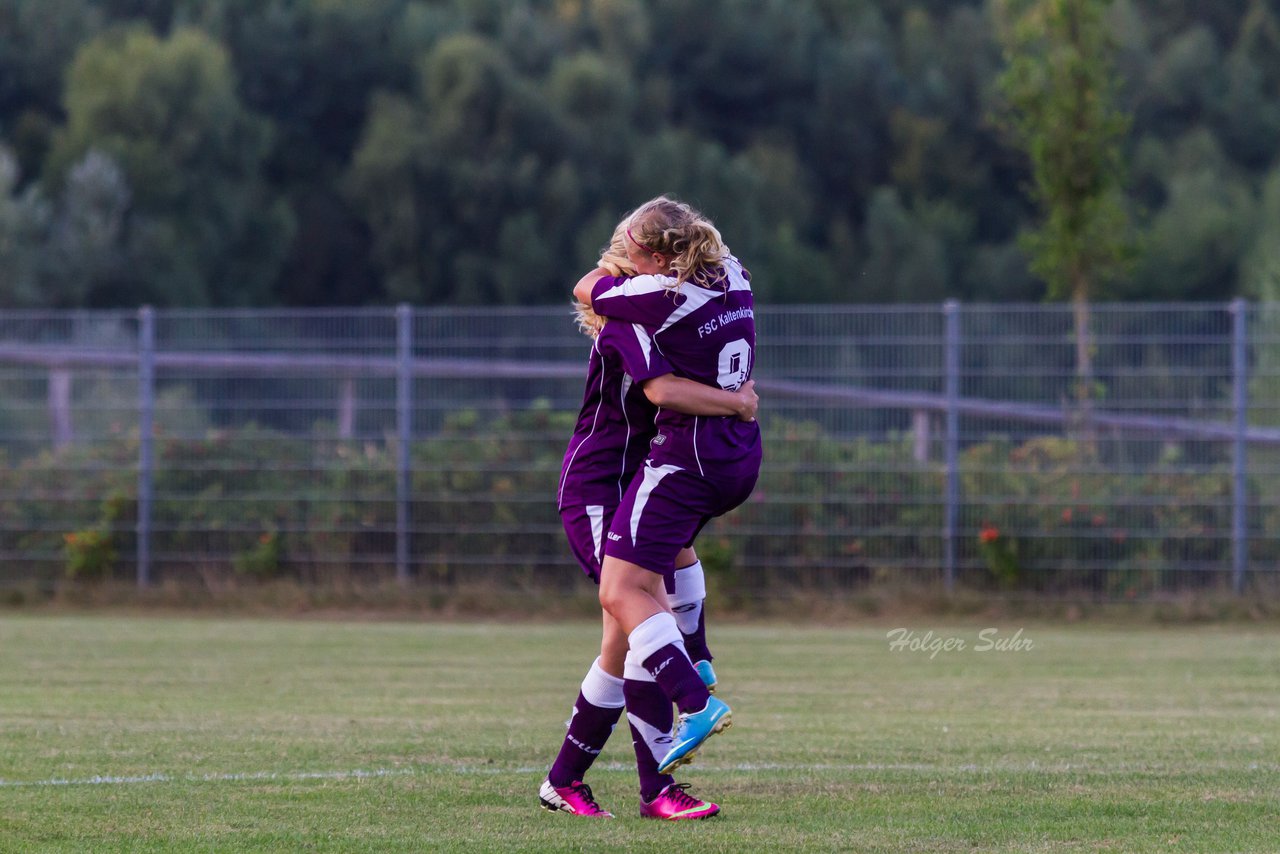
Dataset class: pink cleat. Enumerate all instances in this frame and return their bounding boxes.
[639,783,720,821]
[538,779,614,817]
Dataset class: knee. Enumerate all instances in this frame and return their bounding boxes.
[598,578,623,618]
[597,561,632,617]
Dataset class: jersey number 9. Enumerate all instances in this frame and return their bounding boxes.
[717,339,752,390]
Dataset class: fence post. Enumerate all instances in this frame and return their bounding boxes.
[1230,298,1248,595]
[49,368,74,450]
[943,300,960,592]
[396,304,413,587]
[137,306,155,589]
[337,377,356,440]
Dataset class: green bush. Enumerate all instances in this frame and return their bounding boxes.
[0,410,1260,594]
[61,491,130,581]
[960,436,1234,593]
[232,530,283,579]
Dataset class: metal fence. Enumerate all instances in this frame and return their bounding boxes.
[2,302,1278,597]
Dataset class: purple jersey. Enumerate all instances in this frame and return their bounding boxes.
[558,320,673,510]
[589,257,761,477]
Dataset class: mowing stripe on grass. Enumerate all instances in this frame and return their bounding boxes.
[4,759,1275,789]
[0,768,414,789]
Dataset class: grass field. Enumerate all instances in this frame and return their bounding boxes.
[1,615,1277,852]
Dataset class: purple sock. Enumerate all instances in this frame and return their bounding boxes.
[624,675,675,803]
[642,643,710,714]
[547,690,623,787]
[677,606,712,663]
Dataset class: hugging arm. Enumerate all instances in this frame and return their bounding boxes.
[574,268,673,326]
[573,269,609,307]
[643,377,757,422]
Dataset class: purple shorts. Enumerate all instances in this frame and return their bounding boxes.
[603,460,759,575]
[560,504,615,584]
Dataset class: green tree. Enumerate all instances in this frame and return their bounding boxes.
[43,149,131,307]
[91,0,177,31]
[0,144,132,308]
[1240,103,1280,430]
[4,0,1278,310]
[580,0,652,64]
[45,25,293,306]
[0,0,103,178]
[1215,3,1280,169]
[181,0,430,305]
[0,145,50,306]
[348,32,579,304]
[1125,131,1254,301]
[860,186,972,303]
[645,0,823,150]
[995,0,1136,419]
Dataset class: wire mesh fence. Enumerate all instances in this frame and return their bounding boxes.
[1,302,1277,597]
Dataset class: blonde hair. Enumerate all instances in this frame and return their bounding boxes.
[572,222,635,338]
[625,196,731,291]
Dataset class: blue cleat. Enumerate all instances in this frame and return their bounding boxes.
[656,696,732,774]
[694,659,718,694]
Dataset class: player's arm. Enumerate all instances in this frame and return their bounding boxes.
[606,320,756,419]
[575,269,674,325]
[572,268,609,306]
[643,376,758,422]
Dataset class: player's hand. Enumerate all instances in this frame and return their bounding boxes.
[736,380,758,422]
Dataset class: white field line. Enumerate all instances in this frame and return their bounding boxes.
[2,760,1275,789]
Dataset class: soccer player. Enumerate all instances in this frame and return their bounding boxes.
[540,224,755,820]
[573,196,761,780]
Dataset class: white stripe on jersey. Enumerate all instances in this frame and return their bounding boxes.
[557,338,608,509]
[586,504,605,561]
[692,415,703,477]
[630,323,653,369]
[593,274,672,300]
[617,373,632,502]
[593,259,751,335]
[656,284,718,334]
[724,256,752,292]
[630,461,683,544]
[656,259,753,334]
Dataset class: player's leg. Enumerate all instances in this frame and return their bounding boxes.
[670,547,715,692]
[539,650,623,817]
[621,644,672,801]
[598,557,708,716]
[668,468,759,699]
[540,507,624,818]
[544,610,627,789]
[599,466,731,773]
[623,647,721,820]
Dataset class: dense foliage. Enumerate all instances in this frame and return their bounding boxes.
[2,0,1279,308]
[6,413,1274,593]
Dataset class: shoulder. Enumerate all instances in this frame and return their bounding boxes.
[593,273,679,300]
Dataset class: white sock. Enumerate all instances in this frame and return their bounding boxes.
[581,656,625,709]
[623,650,654,683]
[670,561,707,637]
[627,612,684,662]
